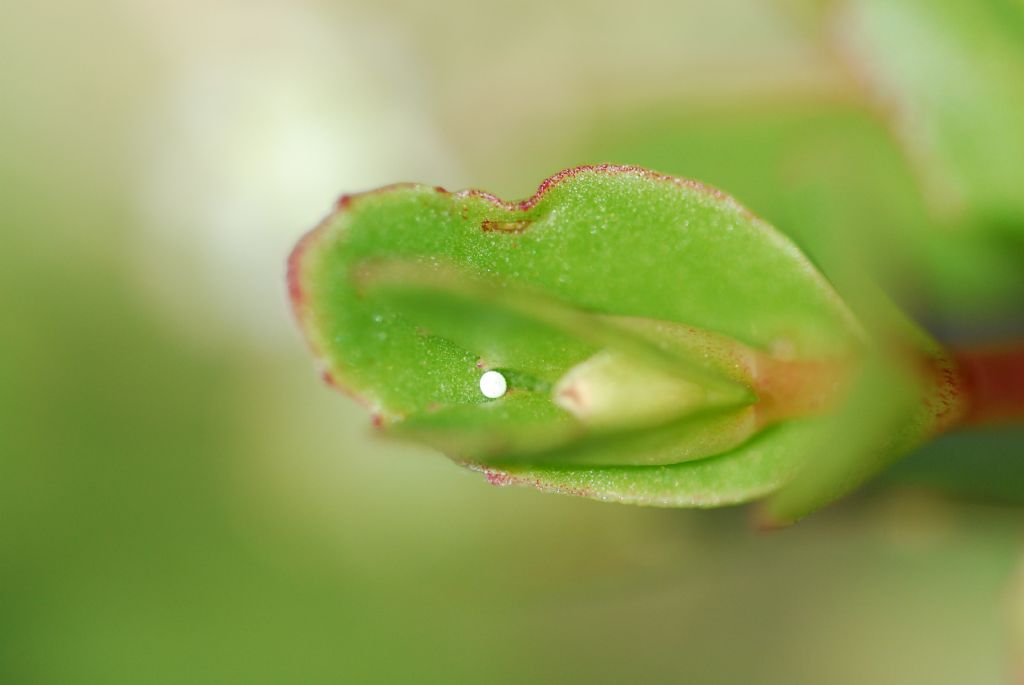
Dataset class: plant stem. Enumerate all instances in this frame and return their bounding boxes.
[954,344,1024,426]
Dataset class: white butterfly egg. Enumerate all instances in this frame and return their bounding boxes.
[479,370,508,399]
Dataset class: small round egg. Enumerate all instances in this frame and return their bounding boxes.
[479,370,508,399]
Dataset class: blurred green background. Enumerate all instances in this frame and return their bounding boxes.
[3,1,1024,683]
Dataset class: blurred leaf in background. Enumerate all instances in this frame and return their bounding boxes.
[837,0,1024,316]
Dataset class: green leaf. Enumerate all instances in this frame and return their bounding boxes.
[475,419,824,508]
[290,165,876,507]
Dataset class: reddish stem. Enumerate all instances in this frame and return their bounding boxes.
[953,344,1024,426]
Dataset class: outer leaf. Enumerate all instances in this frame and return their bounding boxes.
[475,420,823,508]
[289,165,866,506]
